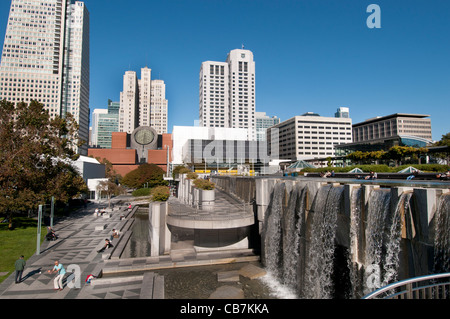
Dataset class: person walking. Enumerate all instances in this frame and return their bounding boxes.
[14,255,26,283]
[48,260,66,291]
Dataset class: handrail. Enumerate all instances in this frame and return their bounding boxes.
[363,273,450,299]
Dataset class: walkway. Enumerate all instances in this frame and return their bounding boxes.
[0,201,163,299]
[0,197,259,299]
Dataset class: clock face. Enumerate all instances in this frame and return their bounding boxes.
[134,129,154,145]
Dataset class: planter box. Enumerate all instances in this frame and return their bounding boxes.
[200,189,215,206]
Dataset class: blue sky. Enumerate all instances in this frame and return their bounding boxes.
[0,0,449,140]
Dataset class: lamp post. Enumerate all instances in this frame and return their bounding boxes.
[36,205,42,255]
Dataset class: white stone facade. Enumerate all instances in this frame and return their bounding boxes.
[199,49,256,140]
[119,67,168,134]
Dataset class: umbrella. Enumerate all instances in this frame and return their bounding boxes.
[287,160,316,169]
[398,166,421,174]
[348,167,364,173]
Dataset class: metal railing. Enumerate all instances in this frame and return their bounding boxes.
[363,273,450,299]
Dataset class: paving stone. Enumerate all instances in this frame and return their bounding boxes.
[239,264,267,279]
[217,270,240,282]
[208,285,244,299]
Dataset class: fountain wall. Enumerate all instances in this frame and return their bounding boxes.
[211,176,450,298]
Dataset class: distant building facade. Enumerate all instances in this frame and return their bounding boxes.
[255,112,280,141]
[119,67,168,135]
[199,49,256,140]
[352,113,432,143]
[0,0,90,155]
[268,112,352,161]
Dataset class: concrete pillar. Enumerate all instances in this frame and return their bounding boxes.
[149,201,171,256]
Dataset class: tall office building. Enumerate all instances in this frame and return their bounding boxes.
[335,107,350,118]
[119,67,168,134]
[91,99,119,148]
[199,49,256,140]
[255,112,280,141]
[0,0,90,155]
[268,112,353,161]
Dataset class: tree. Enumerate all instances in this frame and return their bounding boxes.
[0,99,88,227]
[96,180,125,208]
[432,132,450,165]
[121,163,167,189]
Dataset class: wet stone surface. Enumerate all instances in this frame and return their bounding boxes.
[154,262,275,299]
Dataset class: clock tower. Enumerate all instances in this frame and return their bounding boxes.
[130,126,158,163]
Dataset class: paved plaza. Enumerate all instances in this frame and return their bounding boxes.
[0,194,261,299]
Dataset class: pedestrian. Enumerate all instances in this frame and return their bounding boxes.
[47,260,66,291]
[14,255,26,283]
[97,238,113,253]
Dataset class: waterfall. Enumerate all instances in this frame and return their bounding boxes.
[282,184,299,289]
[363,188,391,295]
[382,192,412,287]
[433,193,450,273]
[349,186,363,299]
[303,185,344,299]
[262,182,285,280]
[259,179,448,299]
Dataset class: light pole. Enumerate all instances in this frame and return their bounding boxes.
[36,205,42,255]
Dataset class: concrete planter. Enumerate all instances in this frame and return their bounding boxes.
[193,188,200,207]
[200,189,215,210]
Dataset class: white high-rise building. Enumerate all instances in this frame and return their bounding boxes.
[199,49,256,140]
[119,67,168,134]
[199,61,229,128]
[0,0,90,155]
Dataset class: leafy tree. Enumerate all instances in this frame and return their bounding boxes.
[432,132,450,164]
[121,163,167,189]
[0,99,88,228]
[96,180,125,208]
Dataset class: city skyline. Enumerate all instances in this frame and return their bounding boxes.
[0,0,448,141]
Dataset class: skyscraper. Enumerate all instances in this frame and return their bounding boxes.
[91,99,119,148]
[119,67,168,134]
[0,0,90,155]
[199,49,256,140]
[255,112,280,141]
[335,107,350,118]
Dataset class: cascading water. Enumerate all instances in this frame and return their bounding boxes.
[363,188,391,295]
[282,184,305,291]
[262,182,285,280]
[349,186,363,299]
[433,193,450,274]
[260,179,448,299]
[382,192,412,287]
[303,184,344,299]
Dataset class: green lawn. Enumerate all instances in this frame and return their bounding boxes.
[0,217,46,284]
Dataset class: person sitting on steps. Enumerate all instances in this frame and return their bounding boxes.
[97,239,113,253]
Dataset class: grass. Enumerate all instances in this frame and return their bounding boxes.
[0,216,46,284]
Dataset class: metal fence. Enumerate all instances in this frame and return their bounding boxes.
[363,273,450,299]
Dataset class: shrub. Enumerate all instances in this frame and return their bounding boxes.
[193,178,215,190]
[151,186,170,202]
[132,188,151,197]
[186,172,198,180]
[172,165,191,178]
